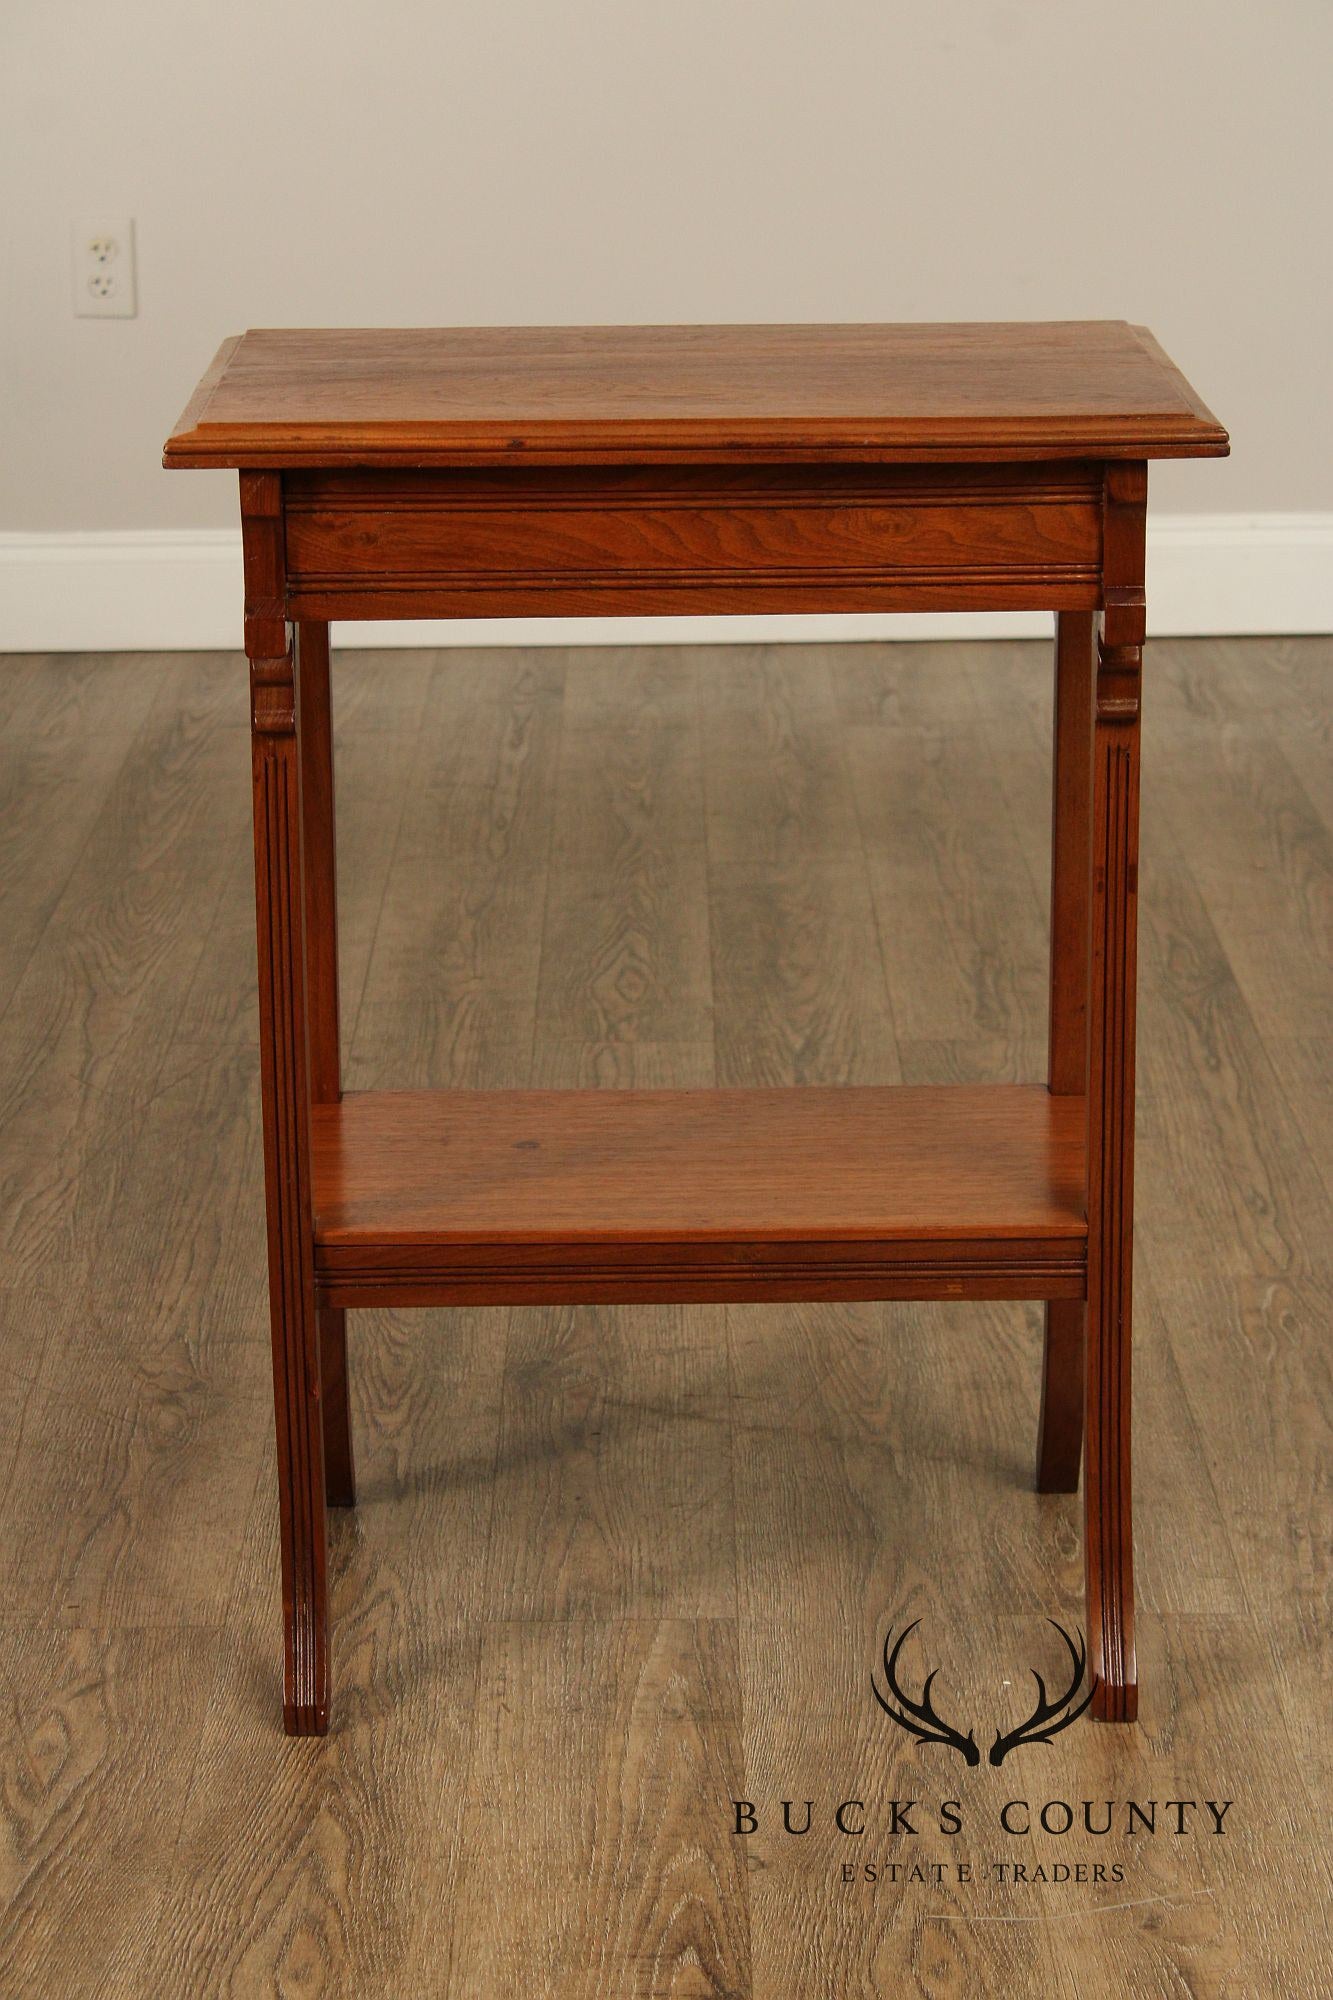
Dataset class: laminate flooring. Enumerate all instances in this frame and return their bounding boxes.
[0,637,1327,1997]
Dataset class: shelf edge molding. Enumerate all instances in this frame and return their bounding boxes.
[311,1083,1088,1308]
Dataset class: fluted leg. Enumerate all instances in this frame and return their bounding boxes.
[298,621,355,1509]
[246,478,330,1735]
[1038,610,1094,1493]
[1084,466,1145,1722]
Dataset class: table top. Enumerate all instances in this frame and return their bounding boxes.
[163,321,1227,470]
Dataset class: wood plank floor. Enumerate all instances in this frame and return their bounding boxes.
[0,636,1328,1997]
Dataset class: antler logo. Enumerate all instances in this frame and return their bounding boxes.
[871,1622,981,1765]
[987,1623,1094,1764]
[872,1619,1093,1766]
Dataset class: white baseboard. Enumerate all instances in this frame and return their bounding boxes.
[1,515,1329,651]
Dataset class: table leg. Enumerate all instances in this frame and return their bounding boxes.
[250,621,330,1736]
[297,621,356,1510]
[1085,467,1145,1720]
[1037,611,1093,1492]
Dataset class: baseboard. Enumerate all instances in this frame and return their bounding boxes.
[1,515,1329,651]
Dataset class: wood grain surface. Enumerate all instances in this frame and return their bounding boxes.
[311,1083,1085,1244]
[308,1082,1087,1307]
[0,635,1326,1997]
[162,322,1228,467]
[279,462,1106,619]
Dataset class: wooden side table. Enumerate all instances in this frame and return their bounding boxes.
[165,323,1227,1735]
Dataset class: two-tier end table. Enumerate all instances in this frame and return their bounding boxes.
[164,323,1227,1734]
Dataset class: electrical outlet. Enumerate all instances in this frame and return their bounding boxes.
[72,217,137,318]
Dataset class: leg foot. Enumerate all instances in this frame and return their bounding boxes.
[284,1697,331,1737]
[1090,1673,1138,1724]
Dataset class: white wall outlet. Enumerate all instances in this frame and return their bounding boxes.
[71,217,137,318]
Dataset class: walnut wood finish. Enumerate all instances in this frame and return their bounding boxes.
[243,475,330,1734]
[1037,610,1095,1493]
[166,324,1226,1734]
[163,322,1227,468]
[282,463,1103,619]
[310,1084,1087,1307]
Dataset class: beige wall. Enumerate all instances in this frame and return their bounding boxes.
[3,0,1329,533]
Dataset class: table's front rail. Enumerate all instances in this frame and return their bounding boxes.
[281,461,1104,619]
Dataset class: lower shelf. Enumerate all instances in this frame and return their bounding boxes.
[311,1083,1087,1307]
